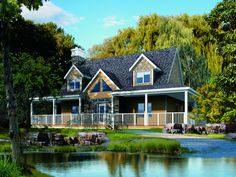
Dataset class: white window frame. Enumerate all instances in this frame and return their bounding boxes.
[136,71,151,84]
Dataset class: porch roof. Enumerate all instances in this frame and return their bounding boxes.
[32,94,80,101]
[111,86,197,96]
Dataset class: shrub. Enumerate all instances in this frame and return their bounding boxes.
[108,139,181,155]
[0,157,24,177]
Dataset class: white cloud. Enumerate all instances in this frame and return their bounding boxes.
[103,16,126,28]
[133,16,140,21]
[21,1,84,26]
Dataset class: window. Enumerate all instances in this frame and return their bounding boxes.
[137,103,152,113]
[136,71,151,84]
[102,80,112,91]
[138,103,145,113]
[69,80,80,90]
[72,106,79,114]
[136,73,143,84]
[148,103,152,113]
[91,81,100,92]
[144,71,150,83]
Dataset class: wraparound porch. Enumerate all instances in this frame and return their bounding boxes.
[31,112,202,128]
[31,87,199,128]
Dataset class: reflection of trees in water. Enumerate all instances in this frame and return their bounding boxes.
[147,155,188,177]
[24,153,99,170]
[99,152,146,177]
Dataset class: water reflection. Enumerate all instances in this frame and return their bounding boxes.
[100,152,147,177]
[24,152,236,177]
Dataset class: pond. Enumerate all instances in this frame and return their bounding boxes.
[25,150,236,177]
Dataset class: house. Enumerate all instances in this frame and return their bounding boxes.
[31,47,197,128]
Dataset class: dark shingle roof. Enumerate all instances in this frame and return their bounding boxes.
[76,47,182,91]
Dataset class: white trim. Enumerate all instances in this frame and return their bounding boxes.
[111,87,197,96]
[184,90,188,124]
[83,69,120,93]
[144,94,148,126]
[129,53,161,72]
[111,95,114,114]
[64,64,84,79]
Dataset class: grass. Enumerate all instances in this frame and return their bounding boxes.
[105,130,181,155]
[0,134,9,140]
[108,139,181,154]
[186,133,225,139]
[0,143,11,152]
[125,128,163,133]
[54,145,77,153]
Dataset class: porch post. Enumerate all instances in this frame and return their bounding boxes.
[79,97,81,114]
[144,94,148,126]
[184,91,188,124]
[30,101,33,125]
[111,95,114,114]
[52,99,56,125]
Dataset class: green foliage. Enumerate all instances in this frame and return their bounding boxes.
[0,143,11,152]
[207,0,236,68]
[60,128,79,137]
[0,157,24,177]
[0,17,77,127]
[193,83,225,122]
[106,130,181,154]
[193,64,236,123]
[179,44,210,88]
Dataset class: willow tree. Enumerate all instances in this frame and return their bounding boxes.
[0,0,45,166]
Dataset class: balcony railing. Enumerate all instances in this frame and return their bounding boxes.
[31,112,203,127]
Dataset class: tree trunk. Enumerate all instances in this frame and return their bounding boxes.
[2,21,22,166]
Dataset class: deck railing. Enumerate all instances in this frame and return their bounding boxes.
[31,112,202,126]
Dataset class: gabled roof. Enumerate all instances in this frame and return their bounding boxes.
[76,47,182,91]
[83,69,120,93]
[64,64,84,79]
[129,53,161,72]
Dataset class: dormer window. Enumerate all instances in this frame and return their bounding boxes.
[68,79,80,91]
[136,71,151,84]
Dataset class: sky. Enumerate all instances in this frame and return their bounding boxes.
[21,0,222,52]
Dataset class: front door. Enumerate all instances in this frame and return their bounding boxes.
[98,103,106,114]
[98,103,107,123]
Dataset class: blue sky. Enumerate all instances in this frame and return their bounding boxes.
[21,0,221,52]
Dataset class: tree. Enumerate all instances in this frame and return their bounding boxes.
[207,0,236,68]
[0,0,45,166]
[193,0,236,123]
[179,44,210,88]
[89,14,213,88]
[193,64,236,123]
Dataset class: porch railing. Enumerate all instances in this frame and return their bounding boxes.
[31,112,202,126]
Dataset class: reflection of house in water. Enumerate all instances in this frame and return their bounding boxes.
[99,152,146,177]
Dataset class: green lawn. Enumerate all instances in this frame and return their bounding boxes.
[186,133,225,139]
